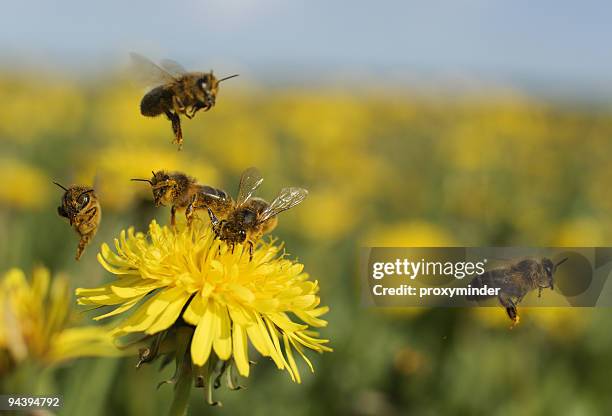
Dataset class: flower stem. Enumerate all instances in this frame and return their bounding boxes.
[168,327,193,416]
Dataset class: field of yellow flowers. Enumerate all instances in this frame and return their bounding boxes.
[1,72,612,414]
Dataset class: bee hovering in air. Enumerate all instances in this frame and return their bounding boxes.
[130,52,239,150]
[54,182,101,260]
[131,171,233,227]
[467,257,568,326]
[207,167,308,260]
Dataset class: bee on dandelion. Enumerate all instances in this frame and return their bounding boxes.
[76,219,331,409]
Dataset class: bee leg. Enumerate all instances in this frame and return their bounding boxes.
[189,103,203,118]
[172,95,187,113]
[185,194,198,227]
[506,305,518,322]
[170,205,177,227]
[207,208,220,232]
[164,110,183,149]
[81,206,97,222]
[498,293,519,323]
[248,241,254,261]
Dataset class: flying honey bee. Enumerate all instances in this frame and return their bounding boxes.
[130,53,239,149]
[467,257,568,325]
[207,167,308,260]
[54,182,102,260]
[130,171,233,227]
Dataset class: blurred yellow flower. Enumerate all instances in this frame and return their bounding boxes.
[364,221,457,247]
[76,220,331,390]
[553,218,610,246]
[0,158,51,210]
[296,189,361,241]
[0,267,120,376]
[0,76,85,143]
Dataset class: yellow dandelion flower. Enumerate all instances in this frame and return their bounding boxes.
[0,158,51,210]
[76,219,331,405]
[0,267,121,376]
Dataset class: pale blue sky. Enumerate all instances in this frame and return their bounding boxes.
[1,0,610,91]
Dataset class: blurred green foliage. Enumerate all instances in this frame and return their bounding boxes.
[1,73,612,415]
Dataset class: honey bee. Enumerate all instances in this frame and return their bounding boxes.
[207,167,308,260]
[131,53,239,149]
[467,257,568,325]
[130,171,233,227]
[54,182,101,260]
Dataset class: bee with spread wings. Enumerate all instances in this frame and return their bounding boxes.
[207,167,308,260]
[130,52,238,149]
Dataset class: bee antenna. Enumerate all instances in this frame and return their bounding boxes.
[554,257,568,269]
[131,178,152,185]
[218,74,239,83]
[53,181,69,191]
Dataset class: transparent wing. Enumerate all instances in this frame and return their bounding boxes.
[130,52,177,87]
[198,185,229,201]
[236,167,264,206]
[258,187,308,223]
[160,58,188,77]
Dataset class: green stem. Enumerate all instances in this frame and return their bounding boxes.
[168,327,193,416]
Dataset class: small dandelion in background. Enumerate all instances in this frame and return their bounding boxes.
[77,219,331,411]
[0,267,122,380]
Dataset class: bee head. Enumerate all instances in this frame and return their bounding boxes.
[210,214,247,244]
[220,221,247,244]
[131,171,175,207]
[54,182,94,220]
[198,72,239,108]
[197,73,217,107]
[540,257,561,290]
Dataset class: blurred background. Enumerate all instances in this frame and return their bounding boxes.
[2,1,612,415]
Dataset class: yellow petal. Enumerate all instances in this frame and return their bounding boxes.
[227,303,253,326]
[145,287,184,316]
[288,335,315,373]
[93,295,145,320]
[246,323,270,358]
[228,284,255,303]
[183,293,205,325]
[264,316,291,376]
[283,334,301,383]
[97,252,138,275]
[213,304,232,360]
[146,292,191,334]
[269,312,308,333]
[232,323,249,377]
[111,280,161,298]
[112,291,165,335]
[191,299,216,366]
[289,295,316,309]
[294,310,328,328]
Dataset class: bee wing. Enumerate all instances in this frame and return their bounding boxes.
[236,167,264,207]
[490,270,526,297]
[258,187,308,223]
[160,58,188,77]
[130,52,177,87]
